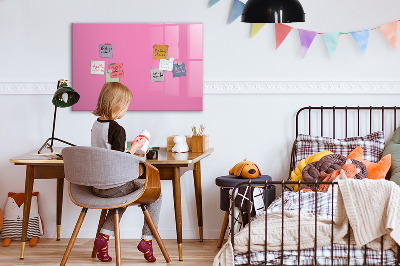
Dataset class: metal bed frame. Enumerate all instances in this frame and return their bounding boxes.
[230,106,400,266]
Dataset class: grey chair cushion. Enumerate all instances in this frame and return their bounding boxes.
[69,180,145,208]
[62,146,145,188]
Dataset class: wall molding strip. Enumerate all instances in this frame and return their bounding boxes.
[0,81,399,95]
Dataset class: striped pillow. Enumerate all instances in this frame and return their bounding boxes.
[294,131,385,166]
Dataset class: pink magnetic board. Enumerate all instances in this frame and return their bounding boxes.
[72,23,203,111]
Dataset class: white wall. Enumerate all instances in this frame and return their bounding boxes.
[1,0,400,240]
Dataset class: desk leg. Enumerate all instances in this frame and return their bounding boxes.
[193,161,203,242]
[20,165,34,259]
[56,178,64,241]
[172,167,183,261]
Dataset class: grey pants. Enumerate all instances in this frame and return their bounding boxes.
[92,180,162,240]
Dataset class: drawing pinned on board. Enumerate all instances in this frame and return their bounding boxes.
[150,68,164,82]
[109,63,124,78]
[106,72,120,82]
[159,57,174,71]
[100,44,113,58]
[153,45,169,59]
[173,62,186,77]
[90,60,105,75]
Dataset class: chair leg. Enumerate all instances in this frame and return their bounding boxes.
[114,209,121,266]
[217,211,230,248]
[60,208,88,266]
[91,209,108,258]
[141,205,171,263]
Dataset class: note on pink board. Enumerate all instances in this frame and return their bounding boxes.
[72,23,203,111]
[90,60,105,75]
[109,63,124,78]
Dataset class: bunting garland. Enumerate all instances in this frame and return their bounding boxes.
[323,33,341,58]
[251,23,266,38]
[209,0,220,8]
[351,29,370,55]
[275,23,292,49]
[229,0,245,24]
[208,2,399,58]
[378,21,397,50]
[298,30,317,58]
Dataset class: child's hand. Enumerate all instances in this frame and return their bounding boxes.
[129,137,147,154]
[134,149,149,157]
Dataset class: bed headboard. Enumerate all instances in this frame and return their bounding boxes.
[290,106,400,179]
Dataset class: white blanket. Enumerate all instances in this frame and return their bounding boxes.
[214,179,400,266]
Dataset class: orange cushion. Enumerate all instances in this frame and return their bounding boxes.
[347,146,391,180]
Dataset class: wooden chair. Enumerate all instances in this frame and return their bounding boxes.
[60,146,171,265]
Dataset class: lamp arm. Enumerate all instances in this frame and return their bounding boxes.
[50,105,57,148]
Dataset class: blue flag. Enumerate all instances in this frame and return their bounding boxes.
[229,0,245,24]
[351,29,370,55]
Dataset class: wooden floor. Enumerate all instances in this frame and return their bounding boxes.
[0,239,221,265]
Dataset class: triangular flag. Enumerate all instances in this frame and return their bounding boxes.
[251,23,266,38]
[378,21,398,50]
[323,33,341,58]
[229,0,245,24]
[209,0,220,7]
[298,29,317,58]
[351,29,370,55]
[275,23,293,49]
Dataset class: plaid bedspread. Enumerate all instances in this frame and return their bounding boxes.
[234,191,397,265]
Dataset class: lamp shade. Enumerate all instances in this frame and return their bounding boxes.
[241,0,305,23]
[52,85,80,108]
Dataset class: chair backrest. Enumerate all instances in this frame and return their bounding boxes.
[62,146,145,187]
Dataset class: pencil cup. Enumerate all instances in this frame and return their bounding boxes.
[191,135,209,153]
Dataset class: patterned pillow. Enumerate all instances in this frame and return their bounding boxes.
[294,131,385,166]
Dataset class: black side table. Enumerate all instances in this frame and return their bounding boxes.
[215,175,275,248]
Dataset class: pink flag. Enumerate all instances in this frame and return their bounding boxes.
[275,23,293,49]
[379,21,398,50]
[298,29,317,58]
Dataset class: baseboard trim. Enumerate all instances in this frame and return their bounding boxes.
[1,81,399,95]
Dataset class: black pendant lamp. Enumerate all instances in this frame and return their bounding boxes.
[242,0,305,23]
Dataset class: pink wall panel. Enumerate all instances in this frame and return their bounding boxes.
[72,23,203,111]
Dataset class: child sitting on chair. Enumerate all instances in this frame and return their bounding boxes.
[91,82,162,263]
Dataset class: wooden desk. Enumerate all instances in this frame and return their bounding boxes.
[10,147,213,261]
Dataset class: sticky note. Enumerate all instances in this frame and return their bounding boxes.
[172,63,186,77]
[106,72,120,82]
[150,68,164,82]
[90,60,105,75]
[100,44,113,58]
[159,57,174,71]
[109,63,124,78]
[153,45,169,59]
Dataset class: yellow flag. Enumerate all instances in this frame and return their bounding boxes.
[251,23,266,38]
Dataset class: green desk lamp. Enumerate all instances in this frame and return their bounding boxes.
[38,79,80,154]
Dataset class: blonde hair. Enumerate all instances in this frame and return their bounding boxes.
[93,82,133,120]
